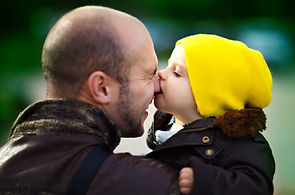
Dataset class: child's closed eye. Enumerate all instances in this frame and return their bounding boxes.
[173,71,181,77]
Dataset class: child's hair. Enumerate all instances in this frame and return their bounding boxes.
[177,34,272,118]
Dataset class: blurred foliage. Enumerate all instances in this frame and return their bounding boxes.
[0,0,295,194]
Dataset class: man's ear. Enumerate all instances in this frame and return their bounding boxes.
[87,71,116,104]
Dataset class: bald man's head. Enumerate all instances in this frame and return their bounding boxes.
[42,6,147,98]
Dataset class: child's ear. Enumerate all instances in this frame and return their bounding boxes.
[87,71,116,104]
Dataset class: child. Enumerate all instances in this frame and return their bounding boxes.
[146,34,275,194]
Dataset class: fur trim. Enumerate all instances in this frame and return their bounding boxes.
[213,108,266,137]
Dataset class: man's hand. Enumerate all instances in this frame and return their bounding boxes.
[179,167,194,194]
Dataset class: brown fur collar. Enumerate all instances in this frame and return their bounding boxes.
[9,99,121,150]
[213,108,266,137]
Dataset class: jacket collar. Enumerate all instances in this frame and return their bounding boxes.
[181,116,215,132]
[153,117,215,152]
[9,99,121,150]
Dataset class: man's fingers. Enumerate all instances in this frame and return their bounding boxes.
[180,187,192,195]
[180,167,194,174]
[179,167,194,194]
[179,167,194,180]
[179,178,193,187]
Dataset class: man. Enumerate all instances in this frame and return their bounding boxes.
[0,6,192,195]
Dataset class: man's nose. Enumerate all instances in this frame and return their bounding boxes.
[153,75,160,93]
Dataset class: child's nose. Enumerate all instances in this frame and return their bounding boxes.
[157,70,166,80]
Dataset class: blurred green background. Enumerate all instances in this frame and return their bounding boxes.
[0,0,294,194]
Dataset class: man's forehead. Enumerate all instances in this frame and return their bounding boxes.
[132,58,157,72]
[148,53,158,73]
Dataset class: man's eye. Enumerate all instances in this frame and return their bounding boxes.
[173,71,181,77]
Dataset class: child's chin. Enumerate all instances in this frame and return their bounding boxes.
[153,99,163,110]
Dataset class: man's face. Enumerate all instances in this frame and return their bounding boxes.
[115,40,159,137]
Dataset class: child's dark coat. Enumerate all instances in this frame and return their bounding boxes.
[146,110,275,195]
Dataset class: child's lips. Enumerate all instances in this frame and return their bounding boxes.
[155,89,163,95]
[155,84,163,95]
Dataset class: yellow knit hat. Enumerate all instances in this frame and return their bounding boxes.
[176,34,272,118]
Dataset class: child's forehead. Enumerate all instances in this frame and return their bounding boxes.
[168,44,186,68]
[171,44,185,57]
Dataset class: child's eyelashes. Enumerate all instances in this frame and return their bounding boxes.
[173,71,181,77]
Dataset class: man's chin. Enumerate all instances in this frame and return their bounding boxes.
[120,126,144,138]
[121,132,144,138]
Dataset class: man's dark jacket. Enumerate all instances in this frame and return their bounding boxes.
[0,99,180,195]
[146,110,275,195]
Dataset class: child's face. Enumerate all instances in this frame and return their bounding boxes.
[154,45,198,122]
